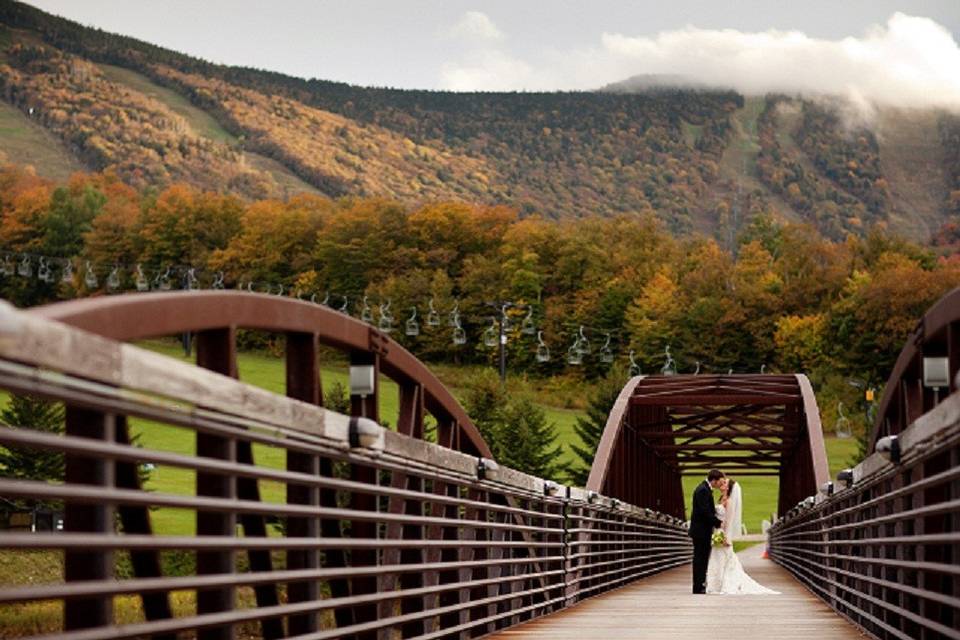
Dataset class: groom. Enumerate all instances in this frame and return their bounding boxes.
[689,469,725,594]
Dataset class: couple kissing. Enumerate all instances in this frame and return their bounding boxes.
[689,469,778,595]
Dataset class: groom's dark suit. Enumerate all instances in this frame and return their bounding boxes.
[689,479,722,594]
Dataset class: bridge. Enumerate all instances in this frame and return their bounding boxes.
[0,288,956,639]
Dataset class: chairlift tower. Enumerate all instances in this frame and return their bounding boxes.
[483,300,530,384]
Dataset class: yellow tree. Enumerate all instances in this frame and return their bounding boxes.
[209,197,327,286]
[774,314,827,372]
[625,268,682,370]
[136,184,243,270]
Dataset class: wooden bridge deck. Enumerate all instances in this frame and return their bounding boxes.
[489,545,865,639]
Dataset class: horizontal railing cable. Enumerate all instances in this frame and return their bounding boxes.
[0,305,693,640]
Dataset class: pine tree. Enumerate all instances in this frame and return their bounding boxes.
[323,381,351,414]
[568,365,627,486]
[497,396,563,480]
[0,395,65,509]
[462,370,563,479]
[462,369,507,455]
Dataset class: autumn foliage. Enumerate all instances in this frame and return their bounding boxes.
[1,165,958,394]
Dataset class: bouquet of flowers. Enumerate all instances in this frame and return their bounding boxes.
[711,530,726,547]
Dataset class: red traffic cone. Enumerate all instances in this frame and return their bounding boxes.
[761,546,769,559]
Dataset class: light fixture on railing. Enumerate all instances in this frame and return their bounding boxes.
[586,490,599,504]
[349,364,376,398]
[836,468,854,489]
[348,417,383,451]
[543,481,562,497]
[922,356,950,388]
[801,496,816,509]
[610,498,621,509]
[820,481,834,497]
[477,457,499,481]
[875,434,901,464]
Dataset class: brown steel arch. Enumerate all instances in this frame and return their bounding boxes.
[33,291,496,633]
[586,373,829,518]
[30,291,491,458]
[871,286,960,450]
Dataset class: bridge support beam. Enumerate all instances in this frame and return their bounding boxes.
[589,374,828,523]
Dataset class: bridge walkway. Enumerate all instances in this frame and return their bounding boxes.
[489,544,865,640]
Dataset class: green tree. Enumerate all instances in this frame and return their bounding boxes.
[0,395,65,509]
[497,396,563,480]
[462,370,562,479]
[462,370,507,453]
[323,381,351,414]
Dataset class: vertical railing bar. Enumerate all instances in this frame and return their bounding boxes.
[63,407,116,631]
[195,328,239,640]
[114,415,175,640]
[286,331,322,636]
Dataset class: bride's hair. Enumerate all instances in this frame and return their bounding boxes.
[725,479,736,499]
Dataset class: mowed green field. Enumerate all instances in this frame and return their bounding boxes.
[126,341,856,536]
[0,101,86,181]
[129,341,585,534]
[681,434,856,535]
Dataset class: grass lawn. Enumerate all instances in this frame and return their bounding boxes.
[5,340,862,535]
[0,341,861,633]
[681,435,859,535]
[107,342,864,535]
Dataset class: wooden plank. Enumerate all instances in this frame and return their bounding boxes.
[486,545,864,639]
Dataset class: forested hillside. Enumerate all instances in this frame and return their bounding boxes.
[1,164,958,395]
[0,0,957,240]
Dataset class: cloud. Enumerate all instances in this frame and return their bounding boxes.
[438,13,960,111]
[442,11,504,42]
[441,50,534,92]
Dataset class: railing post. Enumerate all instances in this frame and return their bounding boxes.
[285,331,321,635]
[63,407,115,631]
[195,328,238,640]
[564,500,579,607]
[348,350,380,637]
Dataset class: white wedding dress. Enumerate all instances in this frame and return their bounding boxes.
[705,484,778,595]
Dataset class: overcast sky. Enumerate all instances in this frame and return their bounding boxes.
[22,1,960,107]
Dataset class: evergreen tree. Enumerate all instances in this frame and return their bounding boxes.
[462,369,507,455]
[0,395,65,509]
[497,396,563,480]
[323,381,351,414]
[568,365,627,486]
[462,370,562,479]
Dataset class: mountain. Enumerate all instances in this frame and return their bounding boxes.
[0,0,957,242]
[601,74,716,93]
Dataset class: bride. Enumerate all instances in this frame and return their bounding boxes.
[705,478,778,595]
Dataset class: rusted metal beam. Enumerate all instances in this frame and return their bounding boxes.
[631,394,799,406]
[63,407,116,631]
[31,291,492,458]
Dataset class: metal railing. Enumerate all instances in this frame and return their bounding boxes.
[0,302,692,639]
[769,390,960,640]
